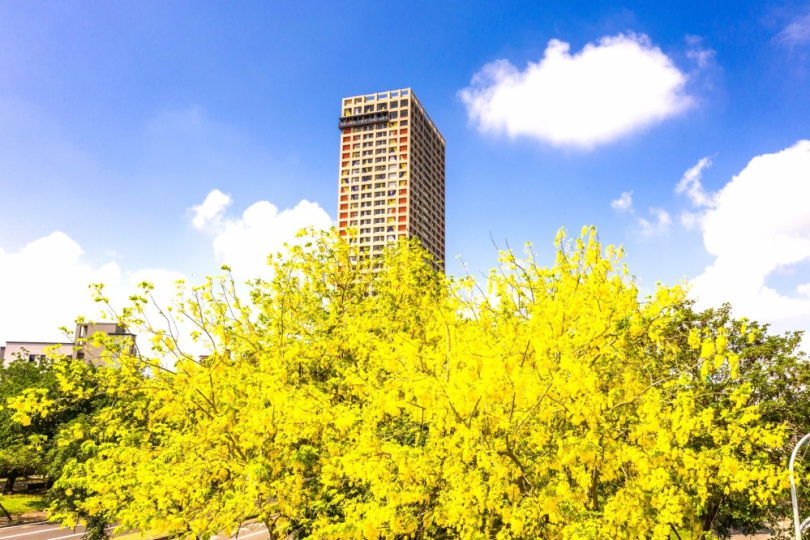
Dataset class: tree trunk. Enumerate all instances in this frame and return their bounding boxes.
[0,500,12,522]
[2,475,17,494]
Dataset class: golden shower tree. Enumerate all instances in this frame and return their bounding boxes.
[9,227,788,539]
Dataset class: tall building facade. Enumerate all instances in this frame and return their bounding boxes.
[337,88,445,270]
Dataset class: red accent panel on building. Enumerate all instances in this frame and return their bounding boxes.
[399,189,407,195]
[342,153,349,158]
[399,137,407,143]
[340,195,348,201]
[400,128,408,135]
[398,215,406,222]
[339,221,347,227]
[399,198,406,204]
[398,225,406,231]
[340,204,348,210]
[342,145,350,150]
[339,212,348,219]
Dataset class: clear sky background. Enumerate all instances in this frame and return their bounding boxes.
[1,0,809,345]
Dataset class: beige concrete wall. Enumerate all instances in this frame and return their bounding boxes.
[75,322,136,365]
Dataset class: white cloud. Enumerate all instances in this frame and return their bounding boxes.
[685,35,716,69]
[689,140,810,337]
[0,232,121,342]
[680,211,702,229]
[458,33,693,148]
[675,156,714,208]
[190,189,232,230]
[0,232,185,345]
[192,191,333,280]
[776,12,810,47]
[2,192,333,347]
[637,208,672,237]
[611,191,634,212]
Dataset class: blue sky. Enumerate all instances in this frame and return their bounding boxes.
[1,0,810,344]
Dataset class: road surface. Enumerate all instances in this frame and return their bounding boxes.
[0,521,271,540]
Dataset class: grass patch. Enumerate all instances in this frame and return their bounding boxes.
[0,493,48,516]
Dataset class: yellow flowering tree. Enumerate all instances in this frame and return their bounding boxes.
[8,227,789,539]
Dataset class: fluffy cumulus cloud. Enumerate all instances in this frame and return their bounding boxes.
[190,189,232,230]
[1,191,332,346]
[0,233,185,344]
[459,33,693,148]
[210,200,333,280]
[685,141,810,336]
[0,233,121,342]
[191,190,333,280]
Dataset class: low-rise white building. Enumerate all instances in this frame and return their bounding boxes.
[0,341,73,365]
[1,323,137,367]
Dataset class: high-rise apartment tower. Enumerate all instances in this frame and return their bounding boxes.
[337,88,445,270]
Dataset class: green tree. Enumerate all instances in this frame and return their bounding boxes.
[663,303,808,539]
[0,355,57,493]
[1,348,109,537]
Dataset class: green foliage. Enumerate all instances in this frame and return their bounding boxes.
[0,344,108,533]
[663,304,809,538]
[0,356,59,491]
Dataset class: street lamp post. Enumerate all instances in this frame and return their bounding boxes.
[790,433,810,539]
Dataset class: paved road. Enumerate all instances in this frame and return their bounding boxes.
[0,522,88,540]
[0,520,774,540]
[0,521,271,540]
